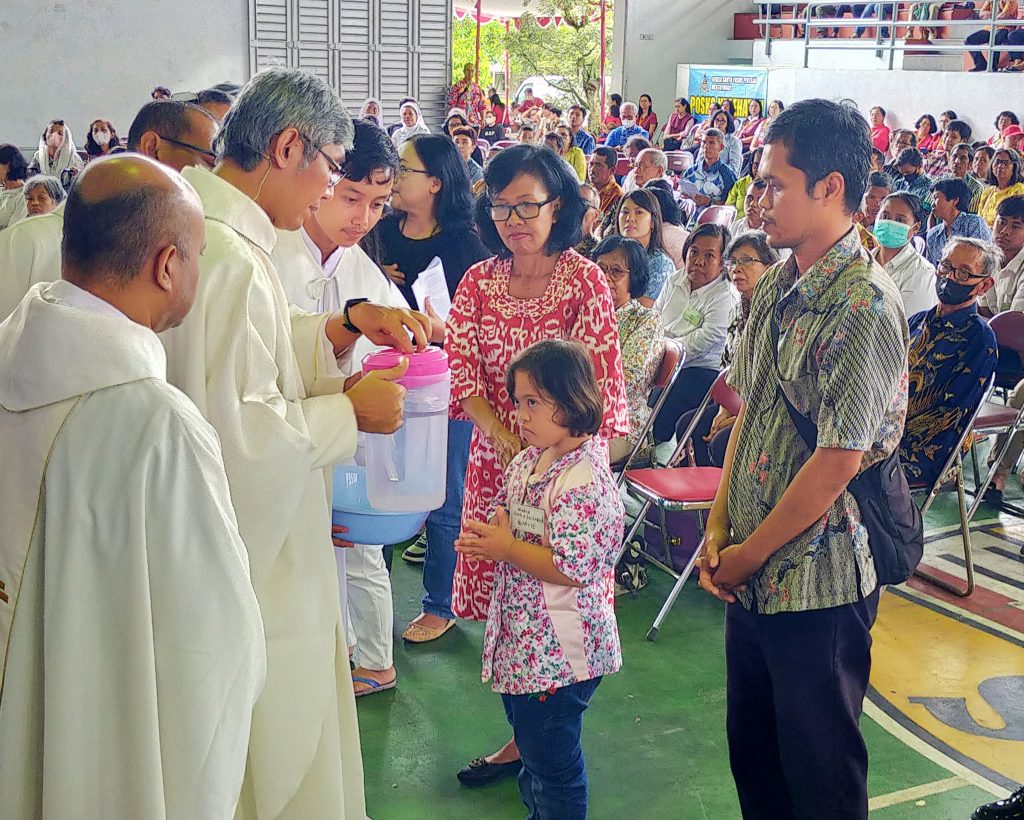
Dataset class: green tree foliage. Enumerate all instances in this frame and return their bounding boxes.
[452,0,613,116]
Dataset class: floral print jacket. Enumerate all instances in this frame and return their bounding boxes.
[481,437,624,695]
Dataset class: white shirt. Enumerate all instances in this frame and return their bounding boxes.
[0,187,27,229]
[873,243,937,318]
[982,245,1024,314]
[654,271,739,370]
[0,202,64,318]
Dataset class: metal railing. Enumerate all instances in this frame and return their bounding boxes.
[756,1,1024,70]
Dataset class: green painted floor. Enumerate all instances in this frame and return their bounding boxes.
[356,493,1008,820]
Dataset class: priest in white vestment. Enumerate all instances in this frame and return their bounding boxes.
[0,101,218,319]
[0,155,266,820]
[160,68,431,820]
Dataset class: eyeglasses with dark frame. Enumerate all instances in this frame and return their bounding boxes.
[490,196,558,222]
[398,163,431,178]
[937,259,990,284]
[723,255,762,272]
[159,135,217,166]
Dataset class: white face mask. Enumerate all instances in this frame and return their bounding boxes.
[46,132,63,150]
[621,117,636,128]
[93,130,111,146]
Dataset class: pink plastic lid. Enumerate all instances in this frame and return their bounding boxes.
[362,347,449,386]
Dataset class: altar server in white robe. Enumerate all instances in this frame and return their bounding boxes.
[274,118,444,698]
[161,68,431,820]
[0,100,218,319]
[0,155,266,820]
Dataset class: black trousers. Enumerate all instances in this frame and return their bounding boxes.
[966,28,1009,70]
[653,366,719,443]
[725,590,881,820]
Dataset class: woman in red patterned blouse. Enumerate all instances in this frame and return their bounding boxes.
[448,143,629,786]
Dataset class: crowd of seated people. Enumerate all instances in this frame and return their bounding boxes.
[7,73,1024,820]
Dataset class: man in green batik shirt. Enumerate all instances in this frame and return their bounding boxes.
[697,99,909,820]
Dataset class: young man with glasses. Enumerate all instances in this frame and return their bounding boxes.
[900,238,999,486]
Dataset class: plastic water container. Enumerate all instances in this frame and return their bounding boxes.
[361,347,450,512]
[331,465,429,544]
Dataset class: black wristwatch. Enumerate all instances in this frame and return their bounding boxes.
[342,298,370,333]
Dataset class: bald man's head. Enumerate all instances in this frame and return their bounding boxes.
[62,154,206,331]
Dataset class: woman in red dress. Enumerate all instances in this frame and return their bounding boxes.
[447,143,629,785]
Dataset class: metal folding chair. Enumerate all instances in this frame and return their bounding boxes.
[613,339,686,484]
[665,151,694,176]
[616,369,740,640]
[968,311,1024,519]
[911,375,995,598]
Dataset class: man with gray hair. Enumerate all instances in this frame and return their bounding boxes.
[0,155,265,820]
[0,100,219,318]
[680,128,738,212]
[634,148,668,187]
[900,236,999,486]
[605,101,649,148]
[160,67,431,820]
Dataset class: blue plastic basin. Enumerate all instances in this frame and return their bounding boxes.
[332,465,430,545]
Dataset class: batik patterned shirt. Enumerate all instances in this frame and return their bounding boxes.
[727,228,909,614]
[900,304,997,486]
[481,437,624,695]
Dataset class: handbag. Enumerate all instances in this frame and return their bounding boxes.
[769,307,923,586]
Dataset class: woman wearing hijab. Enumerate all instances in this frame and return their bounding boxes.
[391,101,431,149]
[28,119,83,185]
[359,98,384,128]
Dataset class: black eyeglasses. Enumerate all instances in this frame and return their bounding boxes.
[490,196,558,222]
[295,134,344,187]
[937,259,989,284]
[159,135,217,166]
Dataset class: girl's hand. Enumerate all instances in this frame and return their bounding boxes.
[488,421,524,469]
[704,408,736,441]
[455,507,515,562]
[424,296,446,344]
[383,263,405,286]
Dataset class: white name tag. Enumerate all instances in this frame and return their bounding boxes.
[510,501,546,538]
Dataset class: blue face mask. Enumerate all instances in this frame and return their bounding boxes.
[873,218,912,249]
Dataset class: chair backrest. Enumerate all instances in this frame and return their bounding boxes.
[477,139,491,152]
[990,310,1024,361]
[614,156,632,176]
[697,205,737,227]
[652,338,684,390]
[493,140,517,149]
[710,371,743,416]
[665,151,694,175]
[664,367,729,468]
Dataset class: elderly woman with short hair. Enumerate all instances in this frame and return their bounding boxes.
[592,234,664,462]
[23,175,65,218]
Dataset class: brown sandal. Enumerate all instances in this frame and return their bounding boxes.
[402,614,456,644]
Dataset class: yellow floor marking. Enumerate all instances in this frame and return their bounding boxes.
[863,700,1006,798]
[871,592,1024,786]
[868,776,967,811]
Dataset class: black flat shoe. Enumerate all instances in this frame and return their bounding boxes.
[456,756,523,787]
[972,785,1024,819]
[983,485,1004,506]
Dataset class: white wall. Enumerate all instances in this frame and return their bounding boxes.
[612,0,754,117]
[0,0,249,150]
[754,67,1016,142]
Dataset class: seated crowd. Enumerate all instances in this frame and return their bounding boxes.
[3,75,1024,820]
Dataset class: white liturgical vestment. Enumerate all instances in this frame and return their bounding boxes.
[162,166,367,820]
[0,202,64,318]
[0,280,266,820]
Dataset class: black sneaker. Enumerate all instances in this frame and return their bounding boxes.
[456,757,523,787]
[972,786,1024,819]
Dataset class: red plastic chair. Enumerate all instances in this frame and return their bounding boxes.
[618,369,740,640]
[613,339,686,482]
[665,151,694,176]
[492,140,518,149]
[614,156,632,177]
[476,138,491,153]
[697,205,737,227]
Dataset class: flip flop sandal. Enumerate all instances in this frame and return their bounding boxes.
[353,675,397,698]
[402,615,456,644]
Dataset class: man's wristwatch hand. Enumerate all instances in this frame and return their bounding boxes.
[342,298,370,334]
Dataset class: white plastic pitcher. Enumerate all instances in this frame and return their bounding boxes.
[361,347,450,512]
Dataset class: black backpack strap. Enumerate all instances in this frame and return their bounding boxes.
[769,300,818,453]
